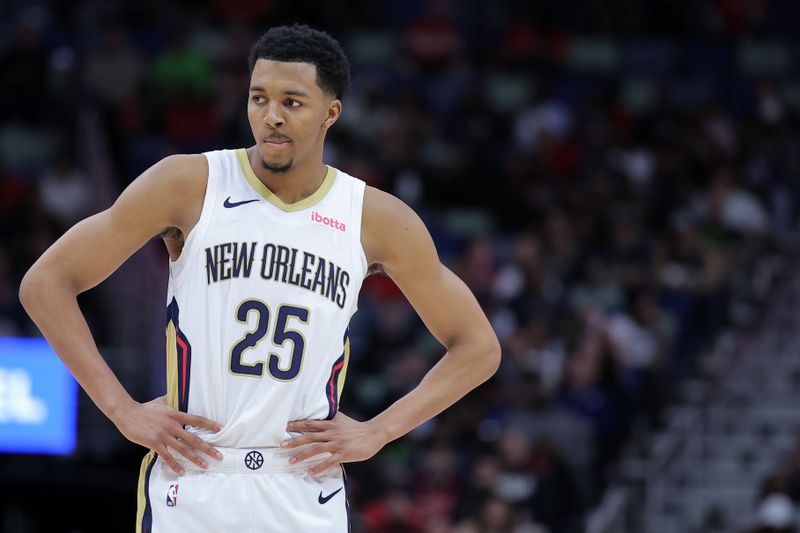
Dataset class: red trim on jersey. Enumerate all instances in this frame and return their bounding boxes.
[325,353,346,419]
[177,332,189,399]
[329,360,345,405]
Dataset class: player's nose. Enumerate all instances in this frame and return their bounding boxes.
[264,101,285,128]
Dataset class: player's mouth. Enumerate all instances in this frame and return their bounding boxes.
[264,136,291,149]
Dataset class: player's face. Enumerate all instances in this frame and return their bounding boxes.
[247,59,339,173]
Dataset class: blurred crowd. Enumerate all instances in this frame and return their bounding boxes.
[2,0,800,531]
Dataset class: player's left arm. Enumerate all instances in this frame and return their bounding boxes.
[282,186,501,474]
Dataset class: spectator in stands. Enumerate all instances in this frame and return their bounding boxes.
[37,154,94,229]
[749,493,796,533]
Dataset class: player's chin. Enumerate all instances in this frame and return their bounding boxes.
[261,155,294,173]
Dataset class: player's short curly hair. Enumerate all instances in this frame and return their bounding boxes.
[248,25,350,100]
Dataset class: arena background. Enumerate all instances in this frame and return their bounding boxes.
[2,1,800,532]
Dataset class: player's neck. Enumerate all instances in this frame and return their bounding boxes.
[246,147,327,205]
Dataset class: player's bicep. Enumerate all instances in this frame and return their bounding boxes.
[365,189,492,349]
[26,154,204,294]
[394,259,490,350]
[33,209,157,294]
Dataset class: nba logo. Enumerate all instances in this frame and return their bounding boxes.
[166,484,179,507]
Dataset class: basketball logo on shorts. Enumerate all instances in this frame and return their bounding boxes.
[166,484,179,507]
[244,450,264,470]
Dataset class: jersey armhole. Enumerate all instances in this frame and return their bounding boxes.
[349,178,368,315]
[169,151,218,288]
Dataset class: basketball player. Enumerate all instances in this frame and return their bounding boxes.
[19,25,500,531]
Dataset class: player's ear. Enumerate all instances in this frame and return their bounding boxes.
[322,99,342,130]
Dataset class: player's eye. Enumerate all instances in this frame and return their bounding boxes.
[286,99,301,108]
[252,96,265,104]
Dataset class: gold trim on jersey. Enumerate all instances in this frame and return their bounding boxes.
[235,148,336,212]
[136,450,157,533]
[337,334,350,401]
[165,321,179,410]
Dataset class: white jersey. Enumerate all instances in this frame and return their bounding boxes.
[163,148,367,448]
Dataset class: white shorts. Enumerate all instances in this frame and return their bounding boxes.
[135,447,350,532]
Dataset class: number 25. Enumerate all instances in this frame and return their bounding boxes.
[230,299,309,381]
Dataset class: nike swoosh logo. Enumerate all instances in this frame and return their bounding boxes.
[224,197,260,208]
[318,487,343,504]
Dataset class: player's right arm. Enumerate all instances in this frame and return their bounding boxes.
[18,154,221,475]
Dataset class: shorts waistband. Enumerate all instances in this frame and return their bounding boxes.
[171,445,329,475]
